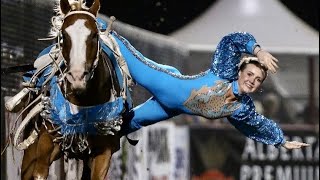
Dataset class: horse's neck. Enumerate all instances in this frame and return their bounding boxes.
[65,54,118,106]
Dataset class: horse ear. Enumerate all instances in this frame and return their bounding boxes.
[60,0,71,15]
[89,0,100,16]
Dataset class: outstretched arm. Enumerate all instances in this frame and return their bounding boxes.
[227,95,309,149]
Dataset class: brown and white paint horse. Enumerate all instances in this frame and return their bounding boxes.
[20,0,124,179]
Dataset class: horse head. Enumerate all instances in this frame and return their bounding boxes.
[60,0,101,94]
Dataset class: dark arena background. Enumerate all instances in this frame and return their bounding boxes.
[88,0,319,34]
[1,0,319,179]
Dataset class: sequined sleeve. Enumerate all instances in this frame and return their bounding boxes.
[227,95,286,148]
[211,32,259,81]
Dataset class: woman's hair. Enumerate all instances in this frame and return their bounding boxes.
[238,56,268,81]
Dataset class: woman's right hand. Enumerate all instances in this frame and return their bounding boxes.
[282,141,310,149]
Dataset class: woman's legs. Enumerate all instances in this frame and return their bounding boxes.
[121,96,178,135]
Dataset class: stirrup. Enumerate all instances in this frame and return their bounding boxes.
[13,102,44,150]
[5,88,31,112]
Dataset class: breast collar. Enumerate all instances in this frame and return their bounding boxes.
[47,76,125,134]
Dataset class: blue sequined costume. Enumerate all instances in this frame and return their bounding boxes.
[111,31,285,147]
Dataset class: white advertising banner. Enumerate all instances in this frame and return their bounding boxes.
[122,130,146,180]
[173,126,190,180]
[144,122,176,180]
[110,121,190,180]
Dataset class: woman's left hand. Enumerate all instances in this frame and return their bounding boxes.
[282,141,310,149]
[256,50,279,74]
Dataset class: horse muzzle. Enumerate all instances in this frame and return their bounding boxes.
[65,70,90,92]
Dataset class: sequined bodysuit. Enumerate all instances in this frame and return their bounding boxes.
[111,31,285,147]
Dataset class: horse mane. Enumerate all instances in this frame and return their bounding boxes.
[48,0,90,39]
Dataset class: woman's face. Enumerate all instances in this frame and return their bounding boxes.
[238,63,266,94]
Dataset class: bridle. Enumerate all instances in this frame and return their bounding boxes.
[61,10,101,82]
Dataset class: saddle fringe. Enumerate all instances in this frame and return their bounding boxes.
[2,46,63,154]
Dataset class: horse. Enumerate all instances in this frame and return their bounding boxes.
[4,0,133,179]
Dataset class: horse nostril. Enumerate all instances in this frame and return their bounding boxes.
[83,71,89,76]
[83,71,90,79]
[67,71,73,77]
[66,71,75,81]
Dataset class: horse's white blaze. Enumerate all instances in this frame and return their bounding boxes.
[65,19,91,73]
